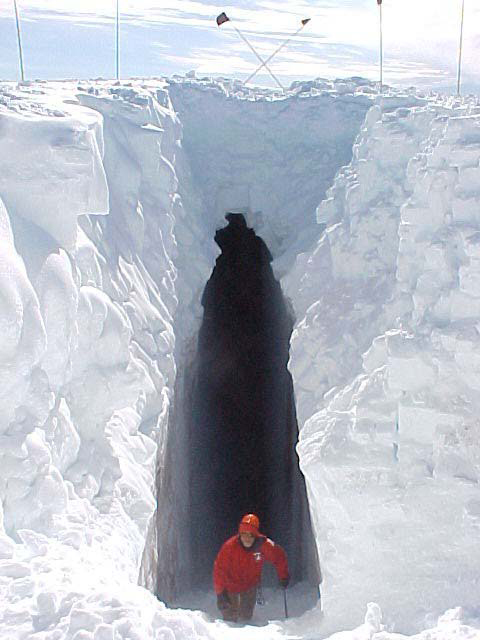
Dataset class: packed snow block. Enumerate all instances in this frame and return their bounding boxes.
[0,104,108,249]
[362,336,388,372]
[412,170,446,211]
[397,404,460,445]
[452,195,480,224]
[423,242,453,278]
[427,142,453,170]
[0,560,31,578]
[448,143,480,169]
[459,261,480,297]
[458,228,480,260]
[453,347,480,391]
[456,166,480,197]
[426,168,457,216]
[449,290,480,321]
[366,327,438,398]
[443,115,480,145]
[433,421,480,483]
[387,353,436,392]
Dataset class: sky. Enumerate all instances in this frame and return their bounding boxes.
[0,0,479,93]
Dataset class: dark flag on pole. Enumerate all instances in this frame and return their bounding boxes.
[377,0,382,4]
[301,18,311,26]
[216,12,230,26]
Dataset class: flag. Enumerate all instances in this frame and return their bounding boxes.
[216,12,229,26]
[301,18,311,26]
[377,0,382,4]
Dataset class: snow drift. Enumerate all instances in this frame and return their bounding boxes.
[0,75,479,640]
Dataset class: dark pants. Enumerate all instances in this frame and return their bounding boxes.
[219,587,257,622]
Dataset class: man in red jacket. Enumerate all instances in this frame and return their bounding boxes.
[213,513,290,622]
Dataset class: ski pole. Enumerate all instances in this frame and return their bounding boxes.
[13,0,25,82]
[283,588,288,619]
[216,12,284,90]
[115,0,120,80]
[378,0,383,93]
[231,25,285,90]
[244,19,311,86]
[457,0,465,96]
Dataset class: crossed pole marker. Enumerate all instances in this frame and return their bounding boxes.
[217,12,311,90]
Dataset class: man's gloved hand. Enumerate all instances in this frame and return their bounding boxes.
[217,590,231,610]
[279,576,290,589]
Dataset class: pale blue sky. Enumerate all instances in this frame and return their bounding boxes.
[0,1,478,92]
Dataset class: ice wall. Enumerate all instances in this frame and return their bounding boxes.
[288,95,480,632]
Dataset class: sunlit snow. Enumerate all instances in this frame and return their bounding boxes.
[0,75,479,640]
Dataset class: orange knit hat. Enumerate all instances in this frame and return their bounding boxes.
[238,513,260,536]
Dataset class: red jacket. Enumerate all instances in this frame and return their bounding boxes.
[213,534,289,594]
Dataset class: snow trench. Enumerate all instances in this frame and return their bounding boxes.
[0,76,479,640]
[183,212,317,593]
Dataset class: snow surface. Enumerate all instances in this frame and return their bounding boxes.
[0,75,479,640]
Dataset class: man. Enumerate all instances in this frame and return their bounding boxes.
[213,513,290,623]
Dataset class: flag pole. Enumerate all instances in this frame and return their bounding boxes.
[216,13,284,90]
[13,0,25,82]
[115,0,120,80]
[457,0,465,96]
[244,19,311,86]
[232,25,284,90]
[378,0,383,92]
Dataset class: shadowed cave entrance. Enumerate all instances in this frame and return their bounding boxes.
[187,213,319,590]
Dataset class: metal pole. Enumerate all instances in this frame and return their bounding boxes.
[13,0,25,82]
[379,0,383,91]
[244,20,310,85]
[283,588,289,619]
[232,25,284,90]
[457,0,465,95]
[115,0,120,80]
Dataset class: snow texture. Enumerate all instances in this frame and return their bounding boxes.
[0,75,479,640]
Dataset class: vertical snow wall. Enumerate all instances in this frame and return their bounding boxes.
[284,93,480,632]
[0,76,372,636]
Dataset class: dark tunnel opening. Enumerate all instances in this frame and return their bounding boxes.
[187,213,319,590]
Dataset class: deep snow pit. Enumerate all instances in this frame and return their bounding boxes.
[185,213,318,593]
[2,77,480,640]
